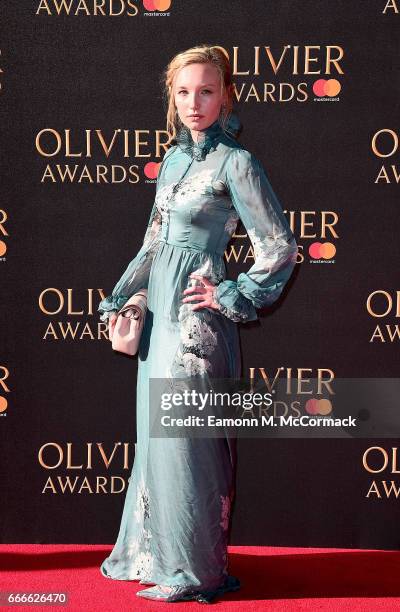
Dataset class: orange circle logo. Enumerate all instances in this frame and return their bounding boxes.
[313,79,341,97]
[143,0,171,10]
[305,398,332,415]
[0,396,8,413]
[309,242,336,259]
[144,162,161,179]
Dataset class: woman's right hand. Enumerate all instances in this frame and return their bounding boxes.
[108,312,118,342]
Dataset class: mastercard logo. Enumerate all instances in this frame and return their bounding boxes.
[313,79,341,97]
[143,0,171,10]
[309,242,336,260]
[0,240,6,256]
[0,396,8,413]
[144,162,161,179]
[305,398,332,416]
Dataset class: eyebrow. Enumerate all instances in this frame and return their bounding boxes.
[176,83,216,88]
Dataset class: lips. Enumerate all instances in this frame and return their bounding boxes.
[188,115,203,118]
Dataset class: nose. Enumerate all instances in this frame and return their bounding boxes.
[188,92,200,111]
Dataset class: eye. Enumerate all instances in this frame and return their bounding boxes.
[177,89,213,95]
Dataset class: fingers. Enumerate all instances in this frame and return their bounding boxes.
[183,286,206,295]
[182,292,206,303]
[189,273,213,287]
[183,274,219,311]
[190,301,209,311]
[191,300,221,312]
[182,291,220,311]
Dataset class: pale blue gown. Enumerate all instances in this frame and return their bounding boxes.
[98,111,298,601]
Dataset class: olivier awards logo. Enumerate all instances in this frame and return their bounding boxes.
[39,442,133,493]
[363,446,400,499]
[40,288,110,340]
[36,0,140,16]
[284,208,338,264]
[35,0,172,17]
[214,45,344,104]
[372,129,400,185]
[367,290,400,342]
[247,366,336,419]
[35,127,170,184]
[227,208,338,267]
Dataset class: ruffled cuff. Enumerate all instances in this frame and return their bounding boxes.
[215,278,258,323]
[98,294,128,322]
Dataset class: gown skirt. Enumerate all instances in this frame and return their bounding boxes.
[98,112,298,599]
[100,239,241,594]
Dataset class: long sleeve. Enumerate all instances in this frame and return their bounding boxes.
[215,147,298,323]
[98,146,175,322]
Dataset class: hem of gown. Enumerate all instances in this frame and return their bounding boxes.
[136,575,241,603]
[100,559,232,593]
[100,560,160,584]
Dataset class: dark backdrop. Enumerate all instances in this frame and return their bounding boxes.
[1,1,399,547]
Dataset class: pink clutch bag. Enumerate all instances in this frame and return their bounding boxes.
[109,289,148,355]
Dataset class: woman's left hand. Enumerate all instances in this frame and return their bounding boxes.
[182,274,221,312]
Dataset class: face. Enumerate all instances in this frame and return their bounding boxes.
[174,63,227,140]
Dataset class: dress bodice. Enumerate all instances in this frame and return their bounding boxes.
[155,151,240,257]
[98,111,298,324]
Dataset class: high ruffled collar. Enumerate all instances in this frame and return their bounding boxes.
[175,111,242,161]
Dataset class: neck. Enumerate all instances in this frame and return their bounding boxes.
[189,129,205,144]
[187,116,220,144]
[175,113,241,161]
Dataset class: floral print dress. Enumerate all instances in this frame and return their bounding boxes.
[98,112,298,596]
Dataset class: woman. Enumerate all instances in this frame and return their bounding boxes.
[98,45,298,603]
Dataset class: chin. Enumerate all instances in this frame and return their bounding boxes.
[188,118,205,125]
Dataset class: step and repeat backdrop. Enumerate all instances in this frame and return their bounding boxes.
[1,1,399,547]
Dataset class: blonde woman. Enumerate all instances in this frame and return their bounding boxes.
[98,45,298,603]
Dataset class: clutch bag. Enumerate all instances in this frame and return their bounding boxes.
[110,289,148,355]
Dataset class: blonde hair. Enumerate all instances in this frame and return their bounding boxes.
[161,44,234,141]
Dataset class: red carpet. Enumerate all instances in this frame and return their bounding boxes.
[1,545,400,610]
